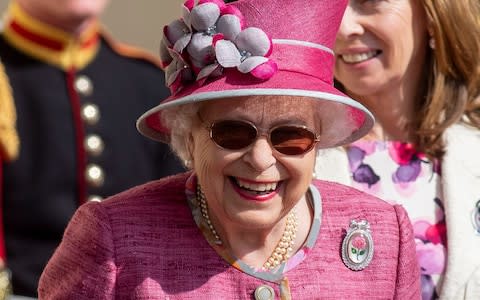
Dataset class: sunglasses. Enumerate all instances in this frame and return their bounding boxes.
[204,119,320,156]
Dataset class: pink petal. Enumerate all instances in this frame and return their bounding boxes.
[237,56,268,73]
[250,60,278,80]
[183,0,194,11]
[215,40,241,68]
[212,33,225,46]
[190,3,220,31]
[235,27,271,56]
[217,14,242,41]
[169,75,184,95]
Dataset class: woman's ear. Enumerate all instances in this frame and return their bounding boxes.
[184,134,195,169]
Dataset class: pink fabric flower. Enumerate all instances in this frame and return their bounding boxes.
[159,0,277,94]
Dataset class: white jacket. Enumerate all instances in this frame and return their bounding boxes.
[315,123,480,300]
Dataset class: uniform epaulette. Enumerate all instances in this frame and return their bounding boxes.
[0,60,18,161]
[100,26,163,69]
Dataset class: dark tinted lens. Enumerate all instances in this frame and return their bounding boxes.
[270,126,316,155]
[210,120,257,150]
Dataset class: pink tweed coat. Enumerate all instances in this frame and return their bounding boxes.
[38,172,420,299]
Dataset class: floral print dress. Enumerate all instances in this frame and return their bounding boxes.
[347,141,446,300]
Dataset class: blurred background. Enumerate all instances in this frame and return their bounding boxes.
[0,0,185,54]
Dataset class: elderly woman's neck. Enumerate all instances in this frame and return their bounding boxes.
[212,197,312,269]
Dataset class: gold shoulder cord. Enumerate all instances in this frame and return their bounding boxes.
[0,60,19,162]
[0,60,14,299]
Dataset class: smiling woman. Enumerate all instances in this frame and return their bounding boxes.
[38,0,422,299]
[316,0,480,299]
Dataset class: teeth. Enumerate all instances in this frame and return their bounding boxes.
[341,51,377,63]
[236,178,278,192]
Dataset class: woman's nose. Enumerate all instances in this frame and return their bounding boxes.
[337,6,364,39]
[242,137,276,171]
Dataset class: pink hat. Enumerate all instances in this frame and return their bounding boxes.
[137,0,374,148]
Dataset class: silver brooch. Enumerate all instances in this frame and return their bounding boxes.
[471,200,480,235]
[341,219,374,271]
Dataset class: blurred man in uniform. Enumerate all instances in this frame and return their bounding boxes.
[0,0,184,298]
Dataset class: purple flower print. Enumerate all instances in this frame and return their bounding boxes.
[347,146,365,171]
[414,209,446,300]
[392,158,422,183]
[352,163,380,187]
[421,275,437,300]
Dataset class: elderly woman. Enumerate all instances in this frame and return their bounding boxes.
[38,0,421,299]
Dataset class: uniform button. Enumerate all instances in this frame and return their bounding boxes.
[86,164,105,187]
[88,195,103,202]
[81,103,100,125]
[74,75,93,96]
[85,134,104,157]
[254,285,275,300]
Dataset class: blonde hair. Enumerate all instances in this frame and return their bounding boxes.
[415,0,480,158]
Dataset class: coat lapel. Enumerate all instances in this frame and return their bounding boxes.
[439,124,480,299]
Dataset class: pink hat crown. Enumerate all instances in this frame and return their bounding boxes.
[159,0,345,95]
[137,0,374,148]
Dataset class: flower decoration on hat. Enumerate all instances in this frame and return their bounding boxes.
[159,0,278,94]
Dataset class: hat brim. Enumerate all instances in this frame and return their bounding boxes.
[137,69,374,148]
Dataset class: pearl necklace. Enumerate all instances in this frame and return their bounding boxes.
[196,185,298,270]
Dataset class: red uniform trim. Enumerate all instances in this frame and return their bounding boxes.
[66,69,87,205]
[9,20,64,51]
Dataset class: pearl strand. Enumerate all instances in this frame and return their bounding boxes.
[197,186,222,245]
[263,208,298,270]
[196,185,298,270]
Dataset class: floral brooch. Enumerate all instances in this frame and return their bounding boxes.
[159,0,278,94]
[341,219,374,271]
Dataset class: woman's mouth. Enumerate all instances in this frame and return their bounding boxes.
[229,176,281,201]
[340,50,381,64]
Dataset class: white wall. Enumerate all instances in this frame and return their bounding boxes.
[0,0,185,55]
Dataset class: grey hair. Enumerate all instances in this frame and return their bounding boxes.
[160,103,202,167]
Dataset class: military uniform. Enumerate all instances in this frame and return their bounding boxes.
[0,2,184,297]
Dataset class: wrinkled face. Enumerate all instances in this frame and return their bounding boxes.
[17,0,109,32]
[191,96,317,231]
[334,0,428,97]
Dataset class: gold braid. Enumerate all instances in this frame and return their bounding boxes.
[0,60,18,161]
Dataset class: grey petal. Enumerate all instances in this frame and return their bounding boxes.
[235,27,271,56]
[173,33,192,53]
[187,32,215,64]
[190,3,220,31]
[182,5,192,28]
[166,19,190,45]
[159,39,173,64]
[215,40,241,68]
[166,65,182,86]
[197,63,220,81]
[217,15,242,41]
